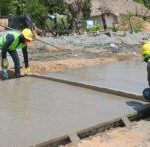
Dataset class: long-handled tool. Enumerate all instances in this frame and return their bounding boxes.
[0,24,63,50]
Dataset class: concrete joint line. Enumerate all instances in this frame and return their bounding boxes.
[68,133,80,143]
[121,116,132,127]
[29,74,146,102]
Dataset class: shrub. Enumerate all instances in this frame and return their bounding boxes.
[86,23,102,33]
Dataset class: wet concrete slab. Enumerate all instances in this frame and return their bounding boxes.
[0,77,149,147]
[45,59,148,95]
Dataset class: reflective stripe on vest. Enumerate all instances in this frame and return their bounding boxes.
[0,31,26,51]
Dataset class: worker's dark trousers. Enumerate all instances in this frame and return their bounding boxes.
[8,50,20,77]
[147,61,150,87]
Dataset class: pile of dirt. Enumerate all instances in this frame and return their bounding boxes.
[26,30,147,74]
[31,53,140,73]
[143,22,150,32]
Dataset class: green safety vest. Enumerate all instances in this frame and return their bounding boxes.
[0,31,26,51]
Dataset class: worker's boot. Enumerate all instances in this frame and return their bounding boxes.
[15,68,21,78]
[2,68,8,80]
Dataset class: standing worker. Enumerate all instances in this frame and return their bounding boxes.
[142,41,150,87]
[0,28,33,80]
[142,41,150,101]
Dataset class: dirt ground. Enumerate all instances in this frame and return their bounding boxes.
[143,23,150,32]
[31,53,140,73]
[65,117,150,147]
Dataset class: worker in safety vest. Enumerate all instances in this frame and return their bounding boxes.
[0,28,33,80]
[142,41,150,86]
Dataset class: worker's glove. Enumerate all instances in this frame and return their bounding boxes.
[23,67,31,75]
[2,68,8,80]
[2,59,8,68]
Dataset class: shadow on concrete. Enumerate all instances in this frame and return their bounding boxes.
[126,101,150,121]
[144,117,150,121]
[126,101,150,111]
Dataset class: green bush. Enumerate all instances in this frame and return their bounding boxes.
[45,18,55,30]
[86,23,102,33]
[56,16,69,35]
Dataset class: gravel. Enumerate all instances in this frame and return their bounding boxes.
[38,31,150,49]
[1,31,150,60]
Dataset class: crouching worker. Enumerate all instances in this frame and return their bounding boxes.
[0,28,33,80]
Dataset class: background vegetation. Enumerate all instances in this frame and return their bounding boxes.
[0,0,150,34]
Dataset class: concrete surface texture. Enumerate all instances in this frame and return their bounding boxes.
[0,77,148,147]
[46,59,148,95]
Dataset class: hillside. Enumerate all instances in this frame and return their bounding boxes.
[91,0,150,17]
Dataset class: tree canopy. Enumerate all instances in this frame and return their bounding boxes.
[0,0,92,33]
[134,0,150,9]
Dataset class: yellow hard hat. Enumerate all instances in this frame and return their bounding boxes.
[22,28,33,41]
[142,42,150,55]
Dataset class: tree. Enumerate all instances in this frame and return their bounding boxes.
[40,0,66,15]
[143,0,150,20]
[134,0,144,4]
[134,0,150,20]
[83,0,91,19]
[0,0,16,16]
[13,0,48,28]
[143,0,150,8]
[134,0,150,8]
[98,6,109,31]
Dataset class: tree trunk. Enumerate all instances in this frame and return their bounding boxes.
[101,13,107,31]
[74,18,81,34]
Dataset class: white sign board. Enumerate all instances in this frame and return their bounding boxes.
[87,20,94,29]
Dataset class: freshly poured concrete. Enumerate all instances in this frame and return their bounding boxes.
[46,59,148,95]
[0,77,149,147]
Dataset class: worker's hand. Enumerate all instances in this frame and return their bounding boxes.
[23,67,31,75]
[2,68,8,80]
[2,58,8,68]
